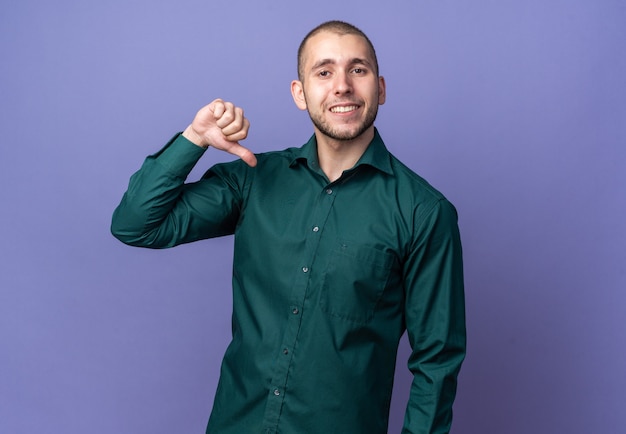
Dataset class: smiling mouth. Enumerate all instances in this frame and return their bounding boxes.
[330,105,359,113]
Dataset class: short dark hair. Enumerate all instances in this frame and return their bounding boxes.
[297,20,379,82]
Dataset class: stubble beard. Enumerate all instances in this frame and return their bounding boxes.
[306,98,379,142]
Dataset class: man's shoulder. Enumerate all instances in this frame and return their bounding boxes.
[385,154,460,233]
[256,146,301,162]
[387,152,448,203]
[208,145,300,173]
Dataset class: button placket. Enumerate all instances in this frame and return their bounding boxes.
[262,181,338,431]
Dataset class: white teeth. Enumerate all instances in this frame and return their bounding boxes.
[331,105,358,113]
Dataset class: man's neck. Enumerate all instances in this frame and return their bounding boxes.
[315,128,374,182]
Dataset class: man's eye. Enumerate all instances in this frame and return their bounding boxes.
[353,68,365,74]
[319,71,330,77]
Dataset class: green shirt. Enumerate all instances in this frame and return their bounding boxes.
[111,130,466,434]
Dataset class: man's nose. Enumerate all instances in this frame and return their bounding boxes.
[333,72,353,95]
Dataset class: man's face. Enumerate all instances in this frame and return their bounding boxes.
[292,31,386,143]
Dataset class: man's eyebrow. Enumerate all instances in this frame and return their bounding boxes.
[310,57,373,71]
[311,59,335,71]
[349,57,373,68]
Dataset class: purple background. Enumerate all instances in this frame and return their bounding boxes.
[1,1,625,433]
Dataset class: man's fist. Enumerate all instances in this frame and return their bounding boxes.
[183,99,257,167]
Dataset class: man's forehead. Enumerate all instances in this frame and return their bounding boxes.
[302,32,372,65]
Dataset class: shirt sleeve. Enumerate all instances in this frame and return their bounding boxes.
[111,133,250,248]
[402,199,466,434]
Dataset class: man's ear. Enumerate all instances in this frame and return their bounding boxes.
[291,80,308,111]
[378,75,386,105]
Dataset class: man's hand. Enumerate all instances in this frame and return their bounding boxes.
[182,99,257,167]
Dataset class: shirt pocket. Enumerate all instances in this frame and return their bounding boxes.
[319,241,395,325]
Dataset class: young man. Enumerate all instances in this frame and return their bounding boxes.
[112,20,466,434]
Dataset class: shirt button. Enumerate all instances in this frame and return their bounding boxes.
[283,348,289,355]
[302,267,309,273]
[312,226,319,232]
[326,188,333,195]
[292,307,299,315]
[274,389,281,396]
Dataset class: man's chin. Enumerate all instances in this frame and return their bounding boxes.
[309,111,377,142]
[317,123,371,142]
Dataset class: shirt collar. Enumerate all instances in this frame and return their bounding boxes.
[289,128,394,176]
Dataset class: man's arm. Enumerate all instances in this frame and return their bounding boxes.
[402,199,466,434]
[111,99,255,248]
